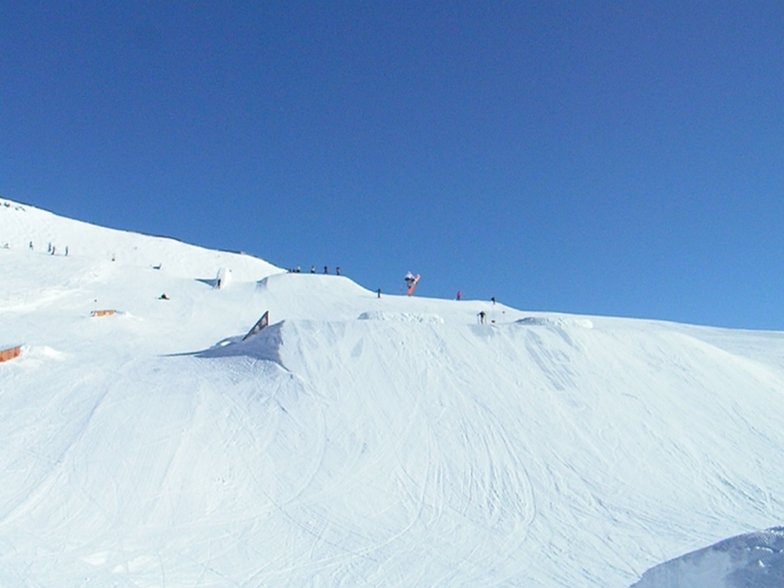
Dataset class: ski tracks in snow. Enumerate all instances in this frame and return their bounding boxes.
[273,320,542,585]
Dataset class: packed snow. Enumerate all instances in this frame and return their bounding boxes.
[1,198,784,587]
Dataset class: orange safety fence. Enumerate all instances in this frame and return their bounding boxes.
[0,346,21,363]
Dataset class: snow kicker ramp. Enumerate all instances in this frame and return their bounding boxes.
[3,310,784,587]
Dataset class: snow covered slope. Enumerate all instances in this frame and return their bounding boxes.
[0,198,280,281]
[1,198,784,587]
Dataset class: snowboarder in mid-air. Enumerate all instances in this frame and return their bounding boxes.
[404,272,420,296]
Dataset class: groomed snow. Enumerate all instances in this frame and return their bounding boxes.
[1,198,784,587]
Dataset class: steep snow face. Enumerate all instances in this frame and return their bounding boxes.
[1,199,784,587]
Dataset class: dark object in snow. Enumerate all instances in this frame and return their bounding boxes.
[243,310,270,341]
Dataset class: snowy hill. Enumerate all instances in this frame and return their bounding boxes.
[2,198,784,587]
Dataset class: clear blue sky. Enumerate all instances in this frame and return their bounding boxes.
[2,1,783,329]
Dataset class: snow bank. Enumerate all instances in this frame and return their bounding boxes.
[631,527,784,588]
[195,322,284,364]
[516,315,594,329]
[357,310,445,323]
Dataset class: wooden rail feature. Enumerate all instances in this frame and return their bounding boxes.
[90,310,117,317]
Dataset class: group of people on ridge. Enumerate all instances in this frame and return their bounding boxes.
[288,265,341,275]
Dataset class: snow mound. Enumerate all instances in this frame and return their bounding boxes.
[516,315,594,329]
[630,527,784,587]
[357,311,445,323]
[193,322,284,365]
[2,345,67,366]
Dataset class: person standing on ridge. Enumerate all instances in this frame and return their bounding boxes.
[456,291,462,301]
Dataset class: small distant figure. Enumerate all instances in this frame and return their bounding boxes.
[295,265,301,273]
[51,246,56,255]
[324,266,329,274]
[47,242,52,253]
[491,296,496,305]
[336,266,341,275]
[310,265,315,274]
[478,311,486,324]
[111,253,116,262]
[456,291,462,301]
[28,241,33,250]
[64,246,69,256]
[377,287,382,298]
[158,293,169,300]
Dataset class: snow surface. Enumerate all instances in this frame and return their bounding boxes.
[631,527,784,588]
[2,198,784,587]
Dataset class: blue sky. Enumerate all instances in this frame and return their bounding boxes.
[2,1,783,329]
